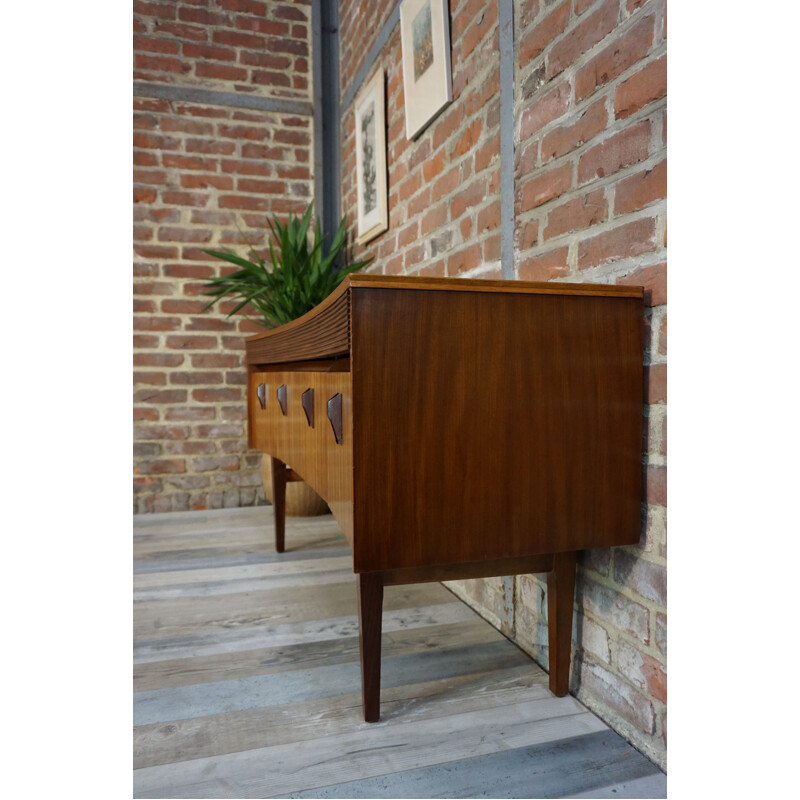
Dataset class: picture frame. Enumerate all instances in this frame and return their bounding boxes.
[399,0,453,140]
[355,69,388,245]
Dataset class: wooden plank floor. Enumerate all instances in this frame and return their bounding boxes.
[133,507,666,799]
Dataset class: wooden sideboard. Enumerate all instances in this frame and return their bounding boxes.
[245,274,644,722]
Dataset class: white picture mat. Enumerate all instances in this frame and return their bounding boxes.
[355,70,388,244]
[400,0,453,139]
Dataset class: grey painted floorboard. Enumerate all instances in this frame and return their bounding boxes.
[279,730,662,799]
[133,507,666,799]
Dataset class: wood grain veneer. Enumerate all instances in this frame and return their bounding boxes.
[244,274,644,721]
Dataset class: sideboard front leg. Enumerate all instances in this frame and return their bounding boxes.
[547,551,577,697]
[270,456,287,553]
[357,572,384,722]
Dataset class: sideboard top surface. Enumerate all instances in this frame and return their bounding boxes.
[244,274,643,365]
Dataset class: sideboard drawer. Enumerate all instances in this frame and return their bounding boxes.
[251,369,353,542]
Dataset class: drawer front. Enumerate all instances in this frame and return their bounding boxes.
[251,370,353,541]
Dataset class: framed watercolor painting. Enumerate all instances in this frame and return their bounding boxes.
[399,0,453,139]
[355,69,388,245]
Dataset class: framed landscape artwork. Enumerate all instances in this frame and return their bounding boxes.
[355,69,388,245]
[399,0,453,139]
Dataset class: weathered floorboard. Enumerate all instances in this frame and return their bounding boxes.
[133,507,665,799]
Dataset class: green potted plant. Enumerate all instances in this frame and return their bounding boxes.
[201,203,371,515]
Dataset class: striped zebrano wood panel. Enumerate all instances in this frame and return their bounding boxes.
[133,507,666,799]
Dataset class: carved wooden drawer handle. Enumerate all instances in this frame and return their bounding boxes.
[277,384,288,416]
[256,383,267,409]
[327,393,342,444]
[302,388,314,427]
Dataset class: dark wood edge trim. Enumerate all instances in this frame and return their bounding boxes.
[373,553,557,586]
[346,273,644,298]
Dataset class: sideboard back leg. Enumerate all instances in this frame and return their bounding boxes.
[270,456,287,553]
[546,551,577,697]
[357,572,384,722]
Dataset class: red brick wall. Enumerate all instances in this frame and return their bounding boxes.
[133,0,313,512]
[342,0,503,278]
[338,0,667,770]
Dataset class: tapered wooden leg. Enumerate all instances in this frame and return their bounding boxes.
[271,456,287,553]
[357,572,384,722]
[547,551,577,697]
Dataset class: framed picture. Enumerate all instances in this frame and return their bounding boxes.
[355,69,388,245]
[399,0,453,139]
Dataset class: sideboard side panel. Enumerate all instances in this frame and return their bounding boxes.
[350,287,643,573]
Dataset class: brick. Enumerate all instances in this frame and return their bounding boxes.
[135,425,189,441]
[483,234,501,262]
[544,189,607,240]
[133,389,187,404]
[236,16,290,36]
[578,121,651,185]
[133,281,175,297]
[644,464,667,506]
[196,424,244,439]
[165,407,216,421]
[133,316,180,332]
[644,362,667,403]
[451,179,487,219]
[196,62,248,82]
[517,162,572,213]
[450,118,483,159]
[164,441,217,456]
[519,80,571,140]
[575,15,655,101]
[541,100,607,163]
[169,371,225,385]
[136,459,186,475]
[234,177,284,195]
[185,139,237,156]
[134,187,157,204]
[183,43,236,62]
[614,549,666,606]
[547,0,619,79]
[212,29,265,49]
[577,654,655,734]
[157,227,213,243]
[517,246,569,282]
[577,217,656,270]
[615,158,666,215]
[134,353,184,368]
[162,154,219,172]
[519,1,570,63]
[157,22,207,42]
[618,262,666,306]
[166,335,217,350]
[617,640,666,703]
[161,191,210,207]
[580,576,650,643]
[433,165,460,197]
[515,218,539,250]
[655,613,667,657]
[192,388,241,403]
[615,55,667,119]
[476,199,501,233]
[133,372,166,386]
[134,54,190,74]
[252,69,292,87]
[191,456,241,472]
[421,204,448,235]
